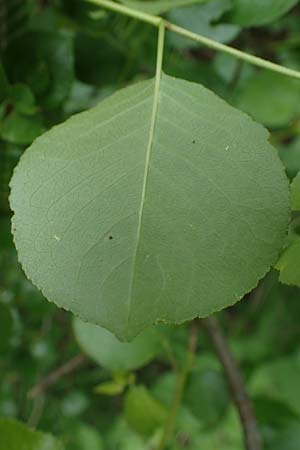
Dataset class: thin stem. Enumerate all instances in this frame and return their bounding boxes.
[87,0,161,26]
[203,317,262,450]
[157,321,198,450]
[86,0,300,81]
[165,22,300,81]
[28,354,87,399]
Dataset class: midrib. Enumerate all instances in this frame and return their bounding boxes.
[125,35,165,336]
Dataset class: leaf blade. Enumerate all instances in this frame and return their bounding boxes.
[10,74,289,340]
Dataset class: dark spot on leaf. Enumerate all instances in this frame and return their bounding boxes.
[109,235,113,240]
[192,140,195,144]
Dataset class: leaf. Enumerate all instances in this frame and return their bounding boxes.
[230,0,299,26]
[235,72,300,128]
[5,31,74,109]
[0,417,64,450]
[275,172,300,287]
[249,352,300,417]
[168,0,240,49]
[279,138,300,180]
[184,368,229,428]
[291,172,300,211]
[94,372,135,395]
[275,235,300,287]
[119,0,210,14]
[10,83,36,116]
[65,423,103,450]
[10,73,289,340]
[0,112,45,145]
[73,317,162,370]
[124,385,167,436]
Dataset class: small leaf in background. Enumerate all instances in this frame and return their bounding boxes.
[275,236,300,287]
[73,318,162,371]
[124,385,167,436]
[230,0,299,26]
[291,172,300,211]
[168,0,240,49]
[184,368,230,428]
[10,74,289,340]
[65,423,103,450]
[106,418,150,450]
[279,138,300,180]
[0,112,45,145]
[94,372,135,395]
[249,352,300,417]
[5,31,74,109]
[0,417,64,450]
[9,83,36,115]
[192,407,244,450]
[235,71,300,128]
[118,0,211,14]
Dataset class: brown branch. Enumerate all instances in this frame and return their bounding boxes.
[202,316,262,450]
[28,354,87,399]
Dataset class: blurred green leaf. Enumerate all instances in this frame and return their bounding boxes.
[10,83,36,115]
[0,417,64,450]
[124,385,167,436]
[279,138,300,180]
[235,71,300,127]
[119,0,211,14]
[73,318,162,371]
[94,372,135,395]
[184,368,230,428]
[250,352,300,417]
[275,235,300,287]
[65,423,103,450]
[168,0,240,48]
[231,0,299,26]
[291,172,300,211]
[0,112,45,145]
[5,31,74,109]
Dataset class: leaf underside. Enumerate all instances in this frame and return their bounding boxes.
[10,73,289,340]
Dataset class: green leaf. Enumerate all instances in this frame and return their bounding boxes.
[274,172,300,286]
[65,423,103,450]
[184,368,229,428]
[279,138,300,180]
[193,407,244,450]
[95,372,135,395]
[0,417,64,450]
[124,385,167,436]
[168,1,240,49]
[73,317,161,370]
[6,31,74,109]
[291,172,300,211]
[10,73,289,340]
[249,352,300,417]
[231,0,299,26]
[10,83,36,115]
[119,0,210,14]
[275,235,300,287]
[235,72,300,128]
[0,112,45,145]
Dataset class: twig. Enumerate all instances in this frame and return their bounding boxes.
[28,354,87,399]
[157,320,199,450]
[203,316,262,450]
[87,0,300,81]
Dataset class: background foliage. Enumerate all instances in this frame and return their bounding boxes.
[1,0,300,449]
